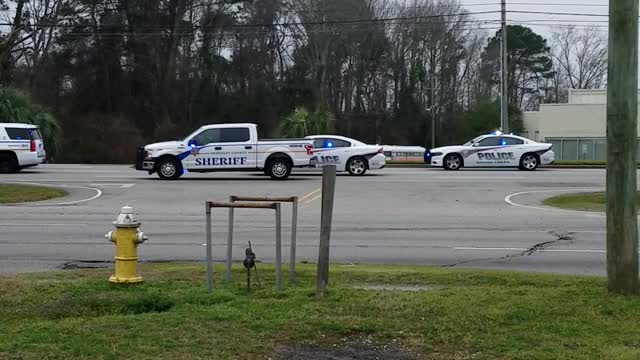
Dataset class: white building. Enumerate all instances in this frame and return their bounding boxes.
[522,89,640,160]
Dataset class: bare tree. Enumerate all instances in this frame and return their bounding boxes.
[551,26,607,90]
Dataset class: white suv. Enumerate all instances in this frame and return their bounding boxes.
[0,123,46,173]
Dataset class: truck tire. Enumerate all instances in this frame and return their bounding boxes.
[0,153,18,174]
[266,158,292,180]
[156,157,183,180]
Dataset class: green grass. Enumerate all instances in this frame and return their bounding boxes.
[0,184,67,203]
[1,263,639,359]
[543,192,640,212]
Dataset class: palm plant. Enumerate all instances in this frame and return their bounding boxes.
[0,88,61,157]
[279,107,335,137]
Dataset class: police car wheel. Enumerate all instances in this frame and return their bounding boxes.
[267,158,292,180]
[347,157,367,176]
[443,153,462,170]
[156,157,182,180]
[0,154,18,174]
[519,154,539,171]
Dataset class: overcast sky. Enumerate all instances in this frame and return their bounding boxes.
[459,0,609,38]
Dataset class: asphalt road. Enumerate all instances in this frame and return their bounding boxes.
[0,164,618,275]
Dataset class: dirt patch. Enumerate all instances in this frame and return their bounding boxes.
[61,260,112,269]
[273,339,419,360]
[352,284,434,292]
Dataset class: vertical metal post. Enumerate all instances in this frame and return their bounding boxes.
[500,0,509,133]
[205,203,213,293]
[275,203,282,291]
[226,196,234,282]
[290,197,298,284]
[316,165,336,298]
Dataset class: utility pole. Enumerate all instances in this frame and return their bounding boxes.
[606,0,639,294]
[500,0,509,133]
[430,50,436,149]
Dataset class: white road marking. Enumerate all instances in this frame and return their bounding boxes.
[454,246,607,253]
[0,223,88,227]
[432,176,526,180]
[504,188,604,216]
[37,169,130,173]
[302,188,321,201]
[0,181,103,207]
[90,183,135,188]
[303,194,322,205]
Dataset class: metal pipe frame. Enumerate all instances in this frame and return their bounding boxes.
[227,195,299,284]
[205,201,282,293]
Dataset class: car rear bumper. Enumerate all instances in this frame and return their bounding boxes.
[17,152,45,166]
[368,154,386,170]
[541,150,555,165]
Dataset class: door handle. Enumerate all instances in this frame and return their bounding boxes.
[245,146,253,150]
[215,147,222,150]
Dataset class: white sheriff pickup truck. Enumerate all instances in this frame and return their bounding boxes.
[135,123,314,180]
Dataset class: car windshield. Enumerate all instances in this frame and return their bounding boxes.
[463,136,485,146]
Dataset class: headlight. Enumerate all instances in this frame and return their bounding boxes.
[430,152,443,157]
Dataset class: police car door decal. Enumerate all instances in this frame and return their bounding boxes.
[309,138,343,167]
[466,137,517,167]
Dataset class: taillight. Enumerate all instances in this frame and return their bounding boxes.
[30,140,36,152]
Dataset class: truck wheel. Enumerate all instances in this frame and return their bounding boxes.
[0,154,18,174]
[156,157,183,180]
[267,158,292,180]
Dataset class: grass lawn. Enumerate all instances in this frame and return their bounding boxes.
[0,184,67,203]
[1,263,639,359]
[543,192,640,212]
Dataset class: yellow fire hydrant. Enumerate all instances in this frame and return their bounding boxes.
[105,205,148,283]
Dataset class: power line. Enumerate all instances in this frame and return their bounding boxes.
[0,11,500,29]
[507,2,608,6]
[508,10,608,17]
[511,18,609,23]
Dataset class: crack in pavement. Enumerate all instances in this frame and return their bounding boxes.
[442,231,576,268]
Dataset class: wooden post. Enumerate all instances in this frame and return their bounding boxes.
[290,197,298,284]
[606,0,639,294]
[275,203,282,291]
[316,165,336,298]
[205,203,213,293]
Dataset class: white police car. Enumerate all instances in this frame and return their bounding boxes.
[0,123,46,173]
[427,132,554,170]
[305,135,386,176]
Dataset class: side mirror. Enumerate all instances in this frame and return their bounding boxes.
[472,142,479,147]
[188,139,199,147]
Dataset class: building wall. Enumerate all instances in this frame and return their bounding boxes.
[521,89,640,161]
[522,104,607,141]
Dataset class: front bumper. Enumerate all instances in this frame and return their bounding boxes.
[430,155,444,167]
[135,147,155,171]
